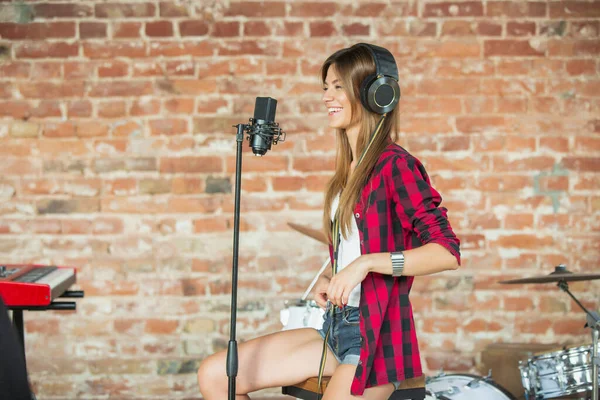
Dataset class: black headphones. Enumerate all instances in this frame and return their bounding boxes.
[355,43,401,115]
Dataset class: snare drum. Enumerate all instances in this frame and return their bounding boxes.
[519,342,599,399]
[426,374,516,399]
[280,299,324,331]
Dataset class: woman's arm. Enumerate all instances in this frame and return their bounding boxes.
[326,244,458,307]
[360,243,459,277]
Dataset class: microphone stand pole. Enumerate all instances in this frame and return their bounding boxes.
[227,123,248,400]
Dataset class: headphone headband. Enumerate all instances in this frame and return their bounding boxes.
[355,43,399,81]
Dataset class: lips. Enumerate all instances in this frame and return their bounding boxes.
[328,107,343,116]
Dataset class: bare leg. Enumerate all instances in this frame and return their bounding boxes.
[322,364,395,400]
[197,328,338,399]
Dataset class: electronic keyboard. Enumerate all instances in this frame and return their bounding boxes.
[0,264,77,307]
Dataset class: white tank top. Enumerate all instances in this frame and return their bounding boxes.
[330,193,361,307]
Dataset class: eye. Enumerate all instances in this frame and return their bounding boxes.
[335,85,343,90]
[322,87,328,91]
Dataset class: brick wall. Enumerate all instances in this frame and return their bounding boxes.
[0,0,599,399]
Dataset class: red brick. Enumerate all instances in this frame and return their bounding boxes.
[570,21,599,39]
[159,2,190,17]
[164,98,194,114]
[83,43,146,59]
[277,21,304,36]
[549,1,600,18]
[423,2,483,17]
[507,22,536,36]
[484,40,545,57]
[80,22,107,39]
[160,156,222,173]
[179,20,209,36]
[64,62,94,80]
[212,21,239,37]
[196,98,228,113]
[150,41,212,57]
[89,81,153,97]
[15,42,78,58]
[456,116,506,134]
[342,23,370,36]
[98,60,129,78]
[149,118,188,136]
[0,101,32,119]
[218,41,278,56]
[441,21,474,36]
[31,62,61,80]
[562,157,600,172]
[172,177,204,194]
[566,59,596,75]
[0,62,30,78]
[224,1,286,17]
[130,99,160,116]
[349,3,388,17]
[310,21,337,37]
[34,3,93,18]
[19,81,85,99]
[244,21,271,36]
[487,2,547,17]
[98,101,127,118]
[479,174,530,191]
[112,22,142,38]
[290,2,338,16]
[145,21,173,37]
[67,100,92,118]
[31,100,61,118]
[95,3,156,18]
[0,22,75,40]
[477,22,503,36]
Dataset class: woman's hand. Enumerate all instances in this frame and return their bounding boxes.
[326,256,369,308]
[312,274,331,309]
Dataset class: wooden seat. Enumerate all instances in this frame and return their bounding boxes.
[282,375,426,399]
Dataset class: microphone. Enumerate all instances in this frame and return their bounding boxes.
[247,97,285,156]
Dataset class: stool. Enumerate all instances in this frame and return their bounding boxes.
[282,375,426,399]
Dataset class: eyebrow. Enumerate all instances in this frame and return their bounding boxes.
[324,79,340,85]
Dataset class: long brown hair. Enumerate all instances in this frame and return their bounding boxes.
[321,44,400,242]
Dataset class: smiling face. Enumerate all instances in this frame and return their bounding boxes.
[322,65,357,131]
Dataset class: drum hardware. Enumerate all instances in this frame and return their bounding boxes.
[287,222,328,245]
[501,264,600,400]
[425,373,517,399]
[280,257,328,331]
[465,369,493,388]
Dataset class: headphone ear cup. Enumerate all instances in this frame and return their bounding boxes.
[359,73,378,113]
[365,76,400,114]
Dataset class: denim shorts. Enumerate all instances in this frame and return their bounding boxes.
[317,304,362,365]
[317,304,401,390]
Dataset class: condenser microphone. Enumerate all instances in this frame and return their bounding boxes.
[248,97,284,156]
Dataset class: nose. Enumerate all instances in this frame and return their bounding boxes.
[322,87,333,103]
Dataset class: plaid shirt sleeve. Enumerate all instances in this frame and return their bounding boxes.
[389,155,461,265]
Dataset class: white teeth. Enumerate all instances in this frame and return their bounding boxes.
[328,107,342,113]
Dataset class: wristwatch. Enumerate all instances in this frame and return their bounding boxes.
[390,251,405,277]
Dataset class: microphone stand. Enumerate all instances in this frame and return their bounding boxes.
[227,103,284,400]
[226,123,247,400]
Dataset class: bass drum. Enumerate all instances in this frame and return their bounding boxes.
[425,374,517,400]
[280,299,324,331]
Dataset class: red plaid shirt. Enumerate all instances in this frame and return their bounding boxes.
[328,142,461,395]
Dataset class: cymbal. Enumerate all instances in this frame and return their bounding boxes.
[287,222,328,246]
[500,265,600,284]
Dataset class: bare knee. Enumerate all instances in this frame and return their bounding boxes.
[197,352,226,396]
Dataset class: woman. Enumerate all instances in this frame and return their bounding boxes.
[197,43,460,400]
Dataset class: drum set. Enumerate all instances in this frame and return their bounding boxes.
[281,223,600,400]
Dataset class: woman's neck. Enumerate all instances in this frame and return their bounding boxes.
[345,125,360,162]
